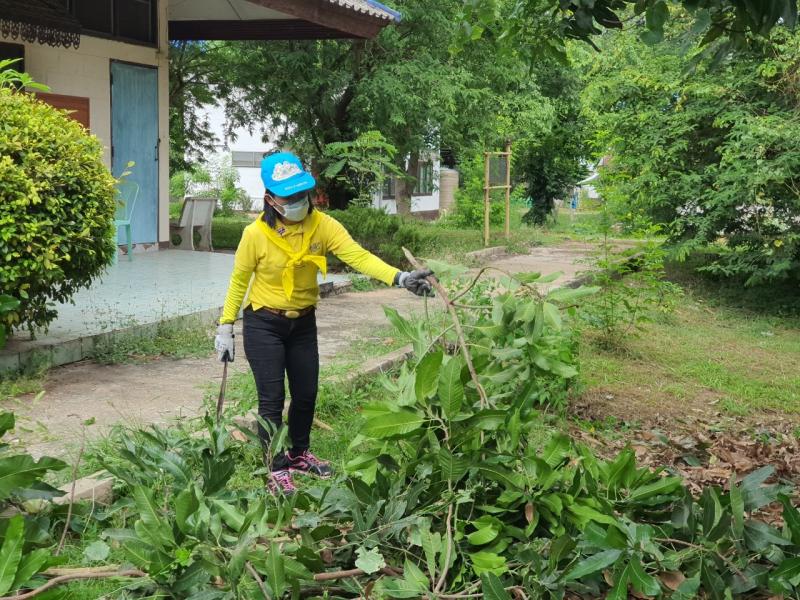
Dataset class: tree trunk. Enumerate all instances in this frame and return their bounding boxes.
[395,151,419,216]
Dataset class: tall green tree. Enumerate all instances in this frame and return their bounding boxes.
[214,0,548,211]
[583,18,800,285]
[518,61,588,225]
[461,0,798,60]
[169,41,228,172]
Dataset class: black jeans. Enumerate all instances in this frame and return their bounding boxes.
[243,307,319,470]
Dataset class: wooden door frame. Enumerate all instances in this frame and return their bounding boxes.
[109,59,160,244]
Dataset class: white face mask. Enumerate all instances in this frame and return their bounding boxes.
[271,195,310,222]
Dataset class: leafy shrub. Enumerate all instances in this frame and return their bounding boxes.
[212,216,252,249]
[326,206,422,269]
[0,87,117,334]
[578,213,681,345]
[321,130,403,207]
[447,153,504,229]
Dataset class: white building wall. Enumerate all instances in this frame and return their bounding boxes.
[10,0,171,243]
[373,156,441,216]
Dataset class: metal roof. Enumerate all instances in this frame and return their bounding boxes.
[326,0,402,22]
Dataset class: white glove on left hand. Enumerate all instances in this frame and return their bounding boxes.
[215,323,235,362]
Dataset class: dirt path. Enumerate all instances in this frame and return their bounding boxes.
[3,243,592,459]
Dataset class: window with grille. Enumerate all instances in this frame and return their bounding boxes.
[413,161,434,196]
[231,151,265,168]
[382,176,395,198]
[66,0,157,45]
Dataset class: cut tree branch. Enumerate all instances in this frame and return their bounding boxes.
[402,248,489,408]
[0,569,146,600]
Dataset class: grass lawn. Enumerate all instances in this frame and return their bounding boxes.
[576,276,800,428]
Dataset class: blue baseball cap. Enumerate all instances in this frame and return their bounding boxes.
[260,151,316,197]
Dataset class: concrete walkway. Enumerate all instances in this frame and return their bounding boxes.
[2,243,593,458]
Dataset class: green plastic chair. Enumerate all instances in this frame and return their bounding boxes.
[114,180,139,263]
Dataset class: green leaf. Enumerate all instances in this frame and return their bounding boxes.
[424,258,468,278]
[546,286,600,303]
[380,576,427,598]
[606,562,630,600]
[542,302,562,330]
[567,504,620,528]
[175,488,200,535]
[0,413,14,438]
[729,476,744,539]
[0,455,67,500]
[403,559,430,590]
[646,0,669,31]
[361,409,425,438]
[536,272,563,284]
[740,465,778,511]
[773,557,800,585]
[84,540,110,562]
[415,350,443,401]
[132,485,174,548]
[438,356,464,418]
[355,547,386,574]
[265,542,286,597]
[744,520,790,550]
[470,551,507,576]
[477,464,523,490]
[11,549,49,591]
[466,410,507,431]
[541,434,570,468]
[628,476,683,501]
[467,523,500,546]
[481,572,512,600]
[564,549,622,581]
[438,448,468,482]
[628,556,660,597]
[779,494,800,544]
[384,307,418,343]
[0,515,24,594]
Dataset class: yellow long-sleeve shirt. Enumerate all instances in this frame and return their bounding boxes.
[220,211,400,323]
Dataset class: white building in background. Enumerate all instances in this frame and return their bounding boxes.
[373,153,441,219]
[203,103,442,218]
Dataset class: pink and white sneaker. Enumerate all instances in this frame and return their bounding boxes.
[267,469,297,495]
[287,449,333,479]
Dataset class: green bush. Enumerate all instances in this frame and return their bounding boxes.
[446,153,504,229]
[212,216,251,249]
[0,88,116,334]
[326,206,422,269]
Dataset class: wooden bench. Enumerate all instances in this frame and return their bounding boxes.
[170,197,216,251]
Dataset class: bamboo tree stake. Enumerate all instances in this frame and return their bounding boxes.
[401,248,488,409]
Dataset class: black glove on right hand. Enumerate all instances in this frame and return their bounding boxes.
[396,269,435,297]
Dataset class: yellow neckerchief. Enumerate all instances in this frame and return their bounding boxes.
[255,211,327,301]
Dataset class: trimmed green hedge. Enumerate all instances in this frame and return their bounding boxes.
[212,216,251,249]
[326,206,421,270]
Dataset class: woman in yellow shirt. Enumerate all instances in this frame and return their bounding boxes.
[214,152,432,494]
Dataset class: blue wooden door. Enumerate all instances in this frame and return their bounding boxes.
[111,61,159,244]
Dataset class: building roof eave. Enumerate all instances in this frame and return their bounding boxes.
[0,0,82,49]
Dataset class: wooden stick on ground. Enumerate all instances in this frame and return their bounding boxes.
[0,569,146,600]
[402,248,489,408]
